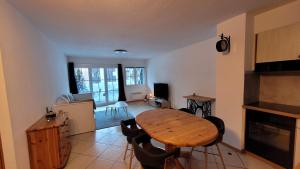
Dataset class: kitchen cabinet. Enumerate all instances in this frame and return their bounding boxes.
[294,120,300,169]
[27,116,71,169]
[0,134,4,169]
[256,22,300,63]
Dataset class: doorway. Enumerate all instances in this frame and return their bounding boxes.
[74,66,119,107]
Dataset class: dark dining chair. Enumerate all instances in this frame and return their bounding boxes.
[120,118,143,169]
[191,116,226,169]
[132,133,181,169]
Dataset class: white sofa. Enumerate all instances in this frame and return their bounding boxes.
[52,93,96,135]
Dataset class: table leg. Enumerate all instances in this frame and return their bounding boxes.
[165,145,184,169]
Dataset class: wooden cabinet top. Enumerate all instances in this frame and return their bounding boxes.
[26,115,68,132]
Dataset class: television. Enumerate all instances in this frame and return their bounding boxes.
[154,83,169,100]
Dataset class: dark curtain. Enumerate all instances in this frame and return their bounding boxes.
[118,64,127,101]
[68,62,78,94]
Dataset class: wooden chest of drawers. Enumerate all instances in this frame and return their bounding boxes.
[27,116,71,169]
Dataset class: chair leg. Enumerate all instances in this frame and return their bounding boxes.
[164,158,168,169]
[123,143,129,160]
[115,108,118,117]
[216,144,226,169]
[129,149,134,169]
[125,107,128,117]
[204,147,208,169]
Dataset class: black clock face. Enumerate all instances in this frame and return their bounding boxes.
[216,39,229,52]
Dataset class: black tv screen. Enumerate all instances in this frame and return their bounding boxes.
[154,83,169,100]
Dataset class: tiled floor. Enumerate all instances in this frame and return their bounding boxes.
[65,101,275,169]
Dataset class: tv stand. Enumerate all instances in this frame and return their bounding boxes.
[147,97,170,108]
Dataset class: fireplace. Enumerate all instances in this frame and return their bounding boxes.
[245,109,296,169]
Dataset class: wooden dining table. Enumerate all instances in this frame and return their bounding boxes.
[136,109,218,169]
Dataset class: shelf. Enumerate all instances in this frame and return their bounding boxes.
[243,102,300,119]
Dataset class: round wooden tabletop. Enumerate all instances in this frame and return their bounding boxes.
[136,109,218,147]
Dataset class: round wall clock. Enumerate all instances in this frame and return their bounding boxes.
[216,34,230,53]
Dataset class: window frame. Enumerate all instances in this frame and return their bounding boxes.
[125,67,145,86]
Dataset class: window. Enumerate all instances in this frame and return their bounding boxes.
[125,67,145,85]
[74,68,90,93]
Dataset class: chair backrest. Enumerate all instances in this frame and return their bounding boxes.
[120,118,140,143]
[132,133,180,169]
[204,116,225,143]
[178,108,194,114]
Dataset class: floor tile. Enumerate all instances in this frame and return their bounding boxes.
[86,158,114,169]
[214,144,245,168]
[191,150,216,163]
[190,159,219,169]
[98,147,123,161]
[71,140,95,154]
[64,154,96,169]
[80,142,110,156]
[238,152,274,169]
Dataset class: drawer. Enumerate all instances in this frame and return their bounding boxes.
[28,132,47,144]
[59,123,70,138]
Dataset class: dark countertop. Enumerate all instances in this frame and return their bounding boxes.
[243,102,300,119]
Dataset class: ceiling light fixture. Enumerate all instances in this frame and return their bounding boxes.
[114,49,128,54]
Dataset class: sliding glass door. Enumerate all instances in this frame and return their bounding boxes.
[74,66,119,106]
[91,68,106,105]
[106,68,119,103]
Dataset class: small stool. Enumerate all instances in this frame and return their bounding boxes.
[115,101,128,117]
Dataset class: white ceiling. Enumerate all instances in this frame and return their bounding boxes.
[8,0,282,59]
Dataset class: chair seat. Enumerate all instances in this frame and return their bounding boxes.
[204,140,218,147]
[115,101,128,108]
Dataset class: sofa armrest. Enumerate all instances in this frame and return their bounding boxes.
[52,101,95,135]
[73,93,93,101]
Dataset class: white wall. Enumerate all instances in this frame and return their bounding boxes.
[216,13,247,150]
[147,37,217,109]
[68,57,148,101]
[0,50,18,169]
[0,0,69,168]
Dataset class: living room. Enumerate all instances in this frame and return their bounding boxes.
[1,0,300,169]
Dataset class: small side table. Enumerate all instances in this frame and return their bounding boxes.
[147,97,171,108]
[183,95,215,117]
